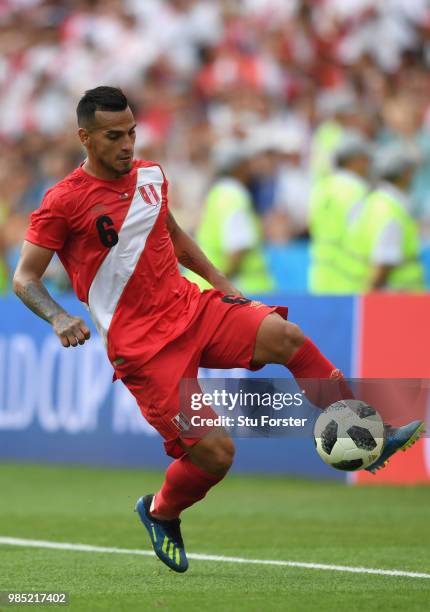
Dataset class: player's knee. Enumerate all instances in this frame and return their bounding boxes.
[285,322,305,350]
[204,437,235,476]
[275,322,305,363]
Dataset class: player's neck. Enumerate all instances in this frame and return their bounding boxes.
[82,159,129,181]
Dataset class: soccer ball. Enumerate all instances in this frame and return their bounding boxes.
[314,399,385,471]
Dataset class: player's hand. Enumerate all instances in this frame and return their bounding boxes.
[210,273,243,297]
[51,313,91,348]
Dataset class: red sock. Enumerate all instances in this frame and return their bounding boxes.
[286,337,354,409]
[153,455,224,519]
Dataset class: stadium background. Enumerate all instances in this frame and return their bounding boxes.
[1,0,429,483]
[1,3,430,609]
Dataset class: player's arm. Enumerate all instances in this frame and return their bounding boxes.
[166,211,241,295]
[13,241,91,348]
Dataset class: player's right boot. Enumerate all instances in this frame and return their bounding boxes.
[365,420,425,474]
[135,494,189,573]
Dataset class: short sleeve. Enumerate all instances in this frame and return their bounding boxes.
[25,188,69,251]
[371,219,404,265]
[222,208,258,253]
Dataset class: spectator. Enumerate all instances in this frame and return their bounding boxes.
[346,144,425,291]
[185,139,273,294]
[265,125,311,243]
[1,0,430,293]
[310,89,367,179]
[309,130,372,293]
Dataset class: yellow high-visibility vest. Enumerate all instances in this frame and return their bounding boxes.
[309,170,369,293]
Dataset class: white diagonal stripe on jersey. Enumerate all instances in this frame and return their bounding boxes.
[88,166,163,344]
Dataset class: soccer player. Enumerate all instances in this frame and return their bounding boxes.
[13,87,424,573]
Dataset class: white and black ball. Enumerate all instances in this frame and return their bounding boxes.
[314,400,385,471]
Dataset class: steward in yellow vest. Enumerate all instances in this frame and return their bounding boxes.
[309,131,371,293]
[311,90,364,179]
[186,141,273,294]
[346,145,425,292]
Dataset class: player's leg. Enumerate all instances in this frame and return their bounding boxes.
[150,428,235,520]
[251,313,424,469]
[123,336,234,572]
[198,295,350,408]
[200,295,424,473]
[252,312,354,408]
[135,429,234,573]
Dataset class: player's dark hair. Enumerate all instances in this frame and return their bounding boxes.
[77,86,129,128]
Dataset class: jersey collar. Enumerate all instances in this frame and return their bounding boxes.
[78,160,137,188]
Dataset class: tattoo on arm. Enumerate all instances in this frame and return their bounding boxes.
[15,279,66,323]
[177,251,200,271]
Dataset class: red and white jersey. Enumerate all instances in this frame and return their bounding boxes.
[25,160,201,378]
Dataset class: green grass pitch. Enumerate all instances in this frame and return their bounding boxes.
[0,462,429,611]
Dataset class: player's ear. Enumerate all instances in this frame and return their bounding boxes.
[78,127,90,147]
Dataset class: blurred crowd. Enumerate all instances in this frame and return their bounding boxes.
[2,0,430,293]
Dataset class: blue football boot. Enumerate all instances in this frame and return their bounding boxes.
[366,420,425,474]
[135,494,189,573]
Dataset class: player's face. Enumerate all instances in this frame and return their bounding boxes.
[81,107,137,178]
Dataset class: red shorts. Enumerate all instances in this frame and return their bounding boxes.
[121,290,287,458]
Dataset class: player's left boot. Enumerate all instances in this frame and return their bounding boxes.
[365,420,425,474]
[135,494,189,573]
